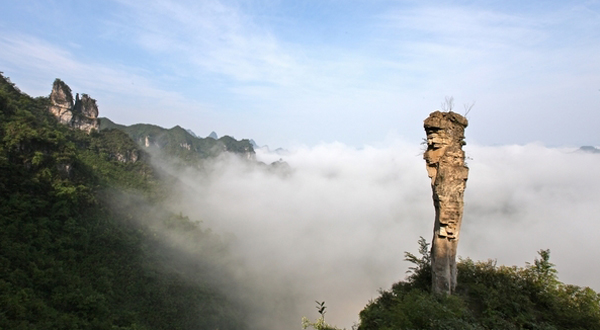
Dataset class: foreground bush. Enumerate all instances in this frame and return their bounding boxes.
[358,238,600,330]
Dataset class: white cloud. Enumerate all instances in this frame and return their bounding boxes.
[0,33,217,128]
[111,0,301,85]
[159,141,600,329]
[3,0,599,147]
[0,35,162,96]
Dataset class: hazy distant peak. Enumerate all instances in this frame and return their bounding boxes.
[578,146,600,154]
[208,131,218,139]
[186,129,198,138]
[274,147,290,156]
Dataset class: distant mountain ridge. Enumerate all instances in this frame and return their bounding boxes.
[578,146,600,154]
[100,117,255,163]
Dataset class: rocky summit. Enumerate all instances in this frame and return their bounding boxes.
[48,79,99,133]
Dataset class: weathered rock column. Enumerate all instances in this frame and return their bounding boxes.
[423,111,469,294]
[49,79,75,126]
[48,79,99,133]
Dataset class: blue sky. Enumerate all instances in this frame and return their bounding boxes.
[1,0,599,148]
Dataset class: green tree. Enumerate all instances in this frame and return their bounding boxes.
[0,73,249,330]
[358,238,600,330]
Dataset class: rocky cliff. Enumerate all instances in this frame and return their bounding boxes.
[423,111,469,294]
[48,79,99,133]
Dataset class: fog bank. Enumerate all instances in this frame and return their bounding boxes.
[163,141,600,329]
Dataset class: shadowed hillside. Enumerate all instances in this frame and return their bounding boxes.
[0,73,249,330]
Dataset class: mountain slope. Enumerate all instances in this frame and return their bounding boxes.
[0,74,248,330]
[100,117,255,164]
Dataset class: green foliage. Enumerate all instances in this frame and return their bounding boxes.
[303,301,344,330]
[99,117,254,166]
[403,236,432,292]
[0,73,248,330]
[358,239,600,330]
[317,300,327,317]
[302,316,344,330]
[80,129,158,193]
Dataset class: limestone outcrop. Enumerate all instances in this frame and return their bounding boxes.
[423,111,469,294]
[48,79,75,126]
[48,79,99,133]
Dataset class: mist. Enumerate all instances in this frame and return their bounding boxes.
[155,141,600,329]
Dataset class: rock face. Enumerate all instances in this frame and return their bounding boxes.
[423,111,469,295]
[48,79,99,133]
[48,79,75,126]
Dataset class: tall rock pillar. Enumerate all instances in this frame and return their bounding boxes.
[49,79,75,126]
[423,111,469,294]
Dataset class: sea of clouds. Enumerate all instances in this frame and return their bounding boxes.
[159,141,600,329]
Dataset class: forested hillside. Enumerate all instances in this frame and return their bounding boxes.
[100,117,255,165]
[0,74,248,330]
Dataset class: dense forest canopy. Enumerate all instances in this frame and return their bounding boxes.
[0,73,249,330]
